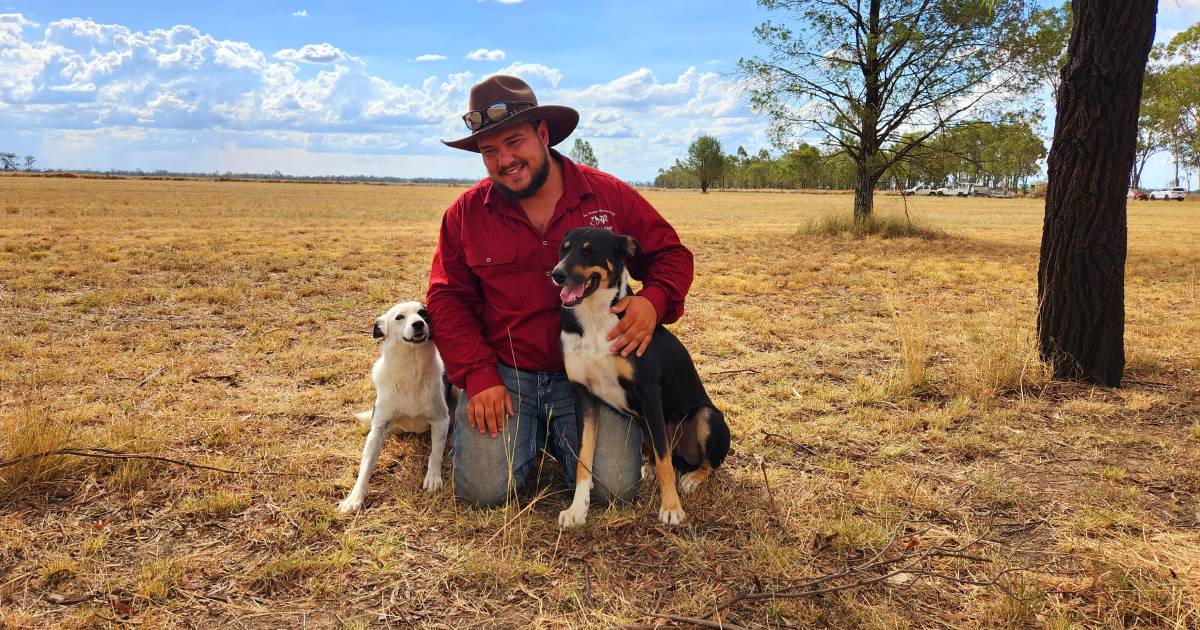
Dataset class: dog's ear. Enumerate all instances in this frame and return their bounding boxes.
[622,235,640,258]
[373,320,384,339]
[419,307,433,340]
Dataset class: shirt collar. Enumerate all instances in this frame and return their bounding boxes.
[481,148,594,211]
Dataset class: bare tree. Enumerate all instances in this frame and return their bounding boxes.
[0,153,17,172]
[1037,0,1158,386]
[739,0,1048,222]
[23,155,36,172]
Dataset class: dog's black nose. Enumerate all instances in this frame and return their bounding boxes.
[412,320,425,330]
[550,269,567,285]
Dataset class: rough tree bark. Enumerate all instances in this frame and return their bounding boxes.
[1037,0,1157,386]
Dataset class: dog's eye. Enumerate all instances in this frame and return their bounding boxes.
[395,314,404,320]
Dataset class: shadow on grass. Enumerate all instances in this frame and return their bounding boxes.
[801,213,948,240]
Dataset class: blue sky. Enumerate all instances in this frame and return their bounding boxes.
[1,1,1198,185]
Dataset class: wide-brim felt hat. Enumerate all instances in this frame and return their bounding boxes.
[442,75,579,152]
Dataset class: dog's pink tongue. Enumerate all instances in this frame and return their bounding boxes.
[560,284,585,303]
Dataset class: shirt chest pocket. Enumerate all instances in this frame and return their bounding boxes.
[465,247,530,312]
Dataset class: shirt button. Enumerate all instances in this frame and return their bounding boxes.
[542,240,548,246]
[544,271,551,277]
[485,257,492,263]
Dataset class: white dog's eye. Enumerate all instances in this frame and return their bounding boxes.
[395,315,404,320]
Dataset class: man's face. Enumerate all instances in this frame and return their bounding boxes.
[477,121,551,200]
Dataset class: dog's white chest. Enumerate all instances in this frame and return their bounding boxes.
[561,308,632,414]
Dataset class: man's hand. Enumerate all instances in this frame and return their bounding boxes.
[607,295,657,357]
[467,385,512,438]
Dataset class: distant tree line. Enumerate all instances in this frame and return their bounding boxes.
[0,163,478,186]
[655,116,1047,192]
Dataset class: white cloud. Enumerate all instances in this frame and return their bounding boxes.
[466,48,506,61]
[494,62,562,87]
[0,13,772,181]
[292,9,307,17]
[273,43,357,64]
[415,53,447,62]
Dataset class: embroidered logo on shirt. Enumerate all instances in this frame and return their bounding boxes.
[584,208,616,231]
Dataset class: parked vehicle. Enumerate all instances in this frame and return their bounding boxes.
[935,184,971,197]
[1128,188,1149,200]
[1149,187,1187,201]
[903,184,938,196]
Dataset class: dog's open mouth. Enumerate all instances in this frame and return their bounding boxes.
[404,332,429,344]
[559,274,600,308]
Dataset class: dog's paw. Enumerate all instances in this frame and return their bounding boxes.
[558,504,589,528]
[337,495,364,514]
[679,471,706,494]
[641,463,655,482]
[658,506,686,525]
[421,472,444,493]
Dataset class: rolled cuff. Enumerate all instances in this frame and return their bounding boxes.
[636,285,669,325]
[465,364,504,398]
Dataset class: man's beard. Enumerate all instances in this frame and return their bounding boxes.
[492,149,552,201]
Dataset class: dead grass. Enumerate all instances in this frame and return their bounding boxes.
[2,178,1199,627]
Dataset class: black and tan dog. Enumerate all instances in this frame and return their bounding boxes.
[551,227,729,527]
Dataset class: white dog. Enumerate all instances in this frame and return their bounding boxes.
[338,301,454,513]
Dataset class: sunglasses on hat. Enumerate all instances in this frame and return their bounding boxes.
[462,101,534,132]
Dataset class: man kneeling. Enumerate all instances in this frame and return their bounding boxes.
[427,75,694,509]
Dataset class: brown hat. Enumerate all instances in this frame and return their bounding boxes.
[442,75,579,152]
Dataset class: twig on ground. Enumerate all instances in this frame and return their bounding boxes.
[708,368,761,378]
[761,429,820,457]
[0,447,319,478]
[643,613,749,630]
[137,366,166,387]
[756,455,780,523]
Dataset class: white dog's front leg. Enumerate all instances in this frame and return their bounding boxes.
[422,417,448,492]
[338,418,388,513]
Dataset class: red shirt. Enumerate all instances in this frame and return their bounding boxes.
[427,151,694,395]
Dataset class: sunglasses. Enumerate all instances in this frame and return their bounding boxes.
[462,101,534,132]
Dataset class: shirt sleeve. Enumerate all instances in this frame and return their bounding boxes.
[426,202,503,395]
[617,182,694,325]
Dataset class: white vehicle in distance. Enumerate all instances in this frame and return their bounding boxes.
[935,184,971,197]
[1149,186,1187,201]
[903,184,937,196]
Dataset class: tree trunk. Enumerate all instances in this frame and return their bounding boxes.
[1037,0,1157,387]
[852,165,877,223]
[700,177,709,194]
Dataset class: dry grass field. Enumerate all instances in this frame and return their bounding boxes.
[2,175,1199,629]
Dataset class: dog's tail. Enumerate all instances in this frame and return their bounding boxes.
[353,408,373,427]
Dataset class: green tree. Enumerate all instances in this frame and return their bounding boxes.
[686,135,725,193]
[569,139,599,169]
[740,0,1051,223]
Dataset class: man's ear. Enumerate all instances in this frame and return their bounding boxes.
[623,235,641,258]
[373,320,385,339]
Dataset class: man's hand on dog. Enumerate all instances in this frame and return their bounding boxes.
[468,385,513,438]
[608,295,657,357]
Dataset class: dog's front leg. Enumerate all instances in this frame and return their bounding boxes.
[559,385,599,528]
[339,406,388,513]
[422,415,449,492]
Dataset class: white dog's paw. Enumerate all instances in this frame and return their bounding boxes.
[659,506,686,525]
[679,471,706,494]
[558,504,589,528]
[421,472,444,493]
[338,494,365,514]
[641,463,655,482]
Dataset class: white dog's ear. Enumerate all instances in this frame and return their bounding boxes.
[373,319,385,339]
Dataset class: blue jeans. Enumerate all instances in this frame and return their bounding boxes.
[452,364,643,507]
